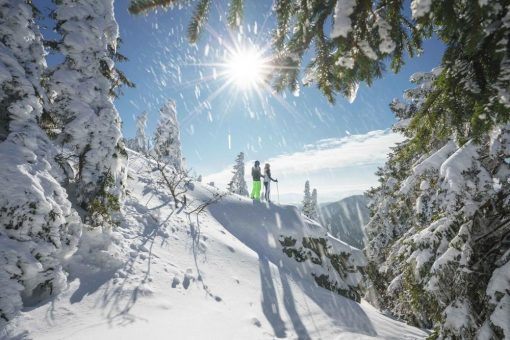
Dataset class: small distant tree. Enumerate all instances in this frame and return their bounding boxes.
[153,100,182,171]
[310,188,319,221]
[227,152,248,196]
[301,180,313,218]
[135,111,148,153]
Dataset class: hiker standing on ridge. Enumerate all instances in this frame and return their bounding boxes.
[250,160,262,201]
[263,163,278,203]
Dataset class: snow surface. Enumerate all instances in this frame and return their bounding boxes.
[4,151,428,339]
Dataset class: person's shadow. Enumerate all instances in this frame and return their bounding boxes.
[258,253,287,338]
[279,270,311,340]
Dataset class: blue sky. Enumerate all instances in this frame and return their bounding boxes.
[40,0,445,203]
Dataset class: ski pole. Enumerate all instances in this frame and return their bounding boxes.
[276,182,280,204]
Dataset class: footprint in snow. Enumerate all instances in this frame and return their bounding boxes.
[171,276,180,288]
[182,268,194,289]
[182,274,192,289]
[251,318,262,328]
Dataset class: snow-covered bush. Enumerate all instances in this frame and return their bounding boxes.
[47,0,128,225]
[0,0,81,324]
[153,100,183,171]
[227,152,249,196]
[365,70,510,338]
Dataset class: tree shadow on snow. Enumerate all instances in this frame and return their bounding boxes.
[98,210,165,327]
[65,198,171,329]
[68,266,120,305]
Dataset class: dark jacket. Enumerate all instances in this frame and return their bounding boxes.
[252,166,262,181]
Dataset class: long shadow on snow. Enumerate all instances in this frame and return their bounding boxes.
[279,270,311,340]
[258,253,288,338]
[207,198,377,337]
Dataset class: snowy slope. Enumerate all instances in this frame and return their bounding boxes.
[319,195,370,249]
[4,152,427,340]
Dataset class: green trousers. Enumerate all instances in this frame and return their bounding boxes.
[251,180,261,200]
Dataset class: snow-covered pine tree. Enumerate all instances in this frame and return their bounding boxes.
[365,69,510,338]
[227,152,248,196]
[134,111,148,153]
[47,0,128,225]
[301,180,313,218]
[125,111,148,153]
[153,100,183,170]
[309,188,319,221]
[0,0,81,324]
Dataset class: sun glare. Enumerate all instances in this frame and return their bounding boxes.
[225,48,268,89]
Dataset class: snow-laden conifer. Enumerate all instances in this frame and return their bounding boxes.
[309,188,319,221]
[153,100,182,170]
[301,181,312,218]
[47,0,128,224]
[134,111,148,153]
[227,152,248,196]
[0,0,81,323]
[365,70,510,338]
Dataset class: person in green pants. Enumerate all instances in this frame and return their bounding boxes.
[250,160,262,200]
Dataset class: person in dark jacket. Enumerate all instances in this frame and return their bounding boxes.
[263,163,278,202]
[250,161,262,200]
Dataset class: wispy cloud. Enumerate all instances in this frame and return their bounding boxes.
[204,130,403,203]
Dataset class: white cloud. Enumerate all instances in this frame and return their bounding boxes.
[204,129,404,204]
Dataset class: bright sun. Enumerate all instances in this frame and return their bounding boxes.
[225,48,268,89]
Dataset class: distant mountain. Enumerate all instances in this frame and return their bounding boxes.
[319,195,370,249]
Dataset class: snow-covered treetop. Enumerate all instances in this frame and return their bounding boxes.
[153,100,183,170]
[228,151,248,196]
[135,111,148,153]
